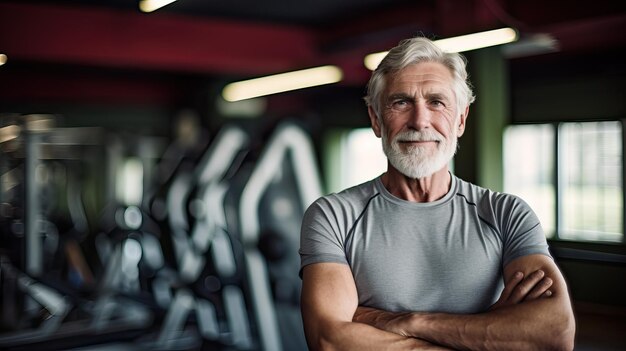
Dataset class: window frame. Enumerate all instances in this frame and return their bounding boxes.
[505,120,626,246]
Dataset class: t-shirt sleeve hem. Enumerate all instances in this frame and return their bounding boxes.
[299,254,349,279]
[503,246,553,268]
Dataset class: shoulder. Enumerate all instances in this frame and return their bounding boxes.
[454,176,532,213]
[453,176,549,261]
[301,178,381,248]
[453,176,540,232]
[305,178,381,217]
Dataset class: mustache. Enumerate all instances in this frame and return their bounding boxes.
[393,130,443,143]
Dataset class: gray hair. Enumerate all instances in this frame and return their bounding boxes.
[364,37,476,119]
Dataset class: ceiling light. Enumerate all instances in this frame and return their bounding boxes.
[139,0,177,13]
[435,27,518,53]
[222,65,343,102]
[364,27,518,70]
[0,54,7,66]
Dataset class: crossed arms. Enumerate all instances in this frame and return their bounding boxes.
[301,254,575,351]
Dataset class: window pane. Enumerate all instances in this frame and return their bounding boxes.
[504,124,556,237]
[559,121,623,242]
[341,128,387,189]
[323,128,387,194]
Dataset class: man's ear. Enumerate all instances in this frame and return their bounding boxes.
[368,106,382,138]
[457,105,470,137]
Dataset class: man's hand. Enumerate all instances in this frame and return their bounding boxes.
[489,269,553,311]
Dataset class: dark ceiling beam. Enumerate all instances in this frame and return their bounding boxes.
[0,3,317,77]
[434,0,503,37]
[317,0,504,57]
[318,4,437,54]
[0,65,186,105]
[507,0,626,28]
[538,13,626,54]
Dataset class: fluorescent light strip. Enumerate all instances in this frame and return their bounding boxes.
[435,27,518,52]
[139,0,177,13]
[222,65,343,102]
[364,27,518,70]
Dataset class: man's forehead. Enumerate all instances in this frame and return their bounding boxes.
[385,73,455,97]
[390,62,453,84]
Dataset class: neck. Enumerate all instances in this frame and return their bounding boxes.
[381,166,452,202]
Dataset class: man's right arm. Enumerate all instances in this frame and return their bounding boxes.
[301,262,451,351]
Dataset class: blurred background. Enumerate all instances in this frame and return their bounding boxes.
[0,0,625,350]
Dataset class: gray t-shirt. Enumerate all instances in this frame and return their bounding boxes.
[299,174,551,314]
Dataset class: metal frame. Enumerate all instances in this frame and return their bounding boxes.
[238,122,323,351]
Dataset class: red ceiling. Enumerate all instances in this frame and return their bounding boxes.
[0,1,624,105]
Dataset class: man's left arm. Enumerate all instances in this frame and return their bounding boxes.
[354,254,576,351]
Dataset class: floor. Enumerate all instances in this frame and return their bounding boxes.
[573,302,626,351]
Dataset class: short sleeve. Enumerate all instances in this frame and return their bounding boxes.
[299,198,349,278]
[498,194,552,267]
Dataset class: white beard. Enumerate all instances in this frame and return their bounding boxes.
[381,126,458,179]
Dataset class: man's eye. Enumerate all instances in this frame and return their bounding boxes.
[430,100,445,108]
[391,100,412,111]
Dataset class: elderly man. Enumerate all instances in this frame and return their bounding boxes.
[299,37,575,350]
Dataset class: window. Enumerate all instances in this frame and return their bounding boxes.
[504,121,623,243]
[503,124,556,237]
[324,128,387,194]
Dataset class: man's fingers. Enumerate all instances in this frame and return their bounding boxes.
[500,271,524,301]
[490,271,524,310]
[491,270,555,311]
[509,270,545,303]
[524,276,553,300]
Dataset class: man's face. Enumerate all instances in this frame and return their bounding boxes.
[370,61,468,179]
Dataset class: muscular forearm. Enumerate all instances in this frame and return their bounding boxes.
[356,297,575,351]
[413,297,574,351]
[307,320,453,351]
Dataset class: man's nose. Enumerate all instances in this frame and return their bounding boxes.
[406,102,431,130]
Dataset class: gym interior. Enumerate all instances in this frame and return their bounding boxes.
[1,0,625,350]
